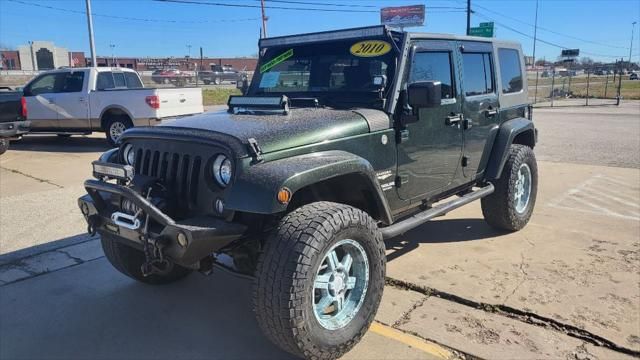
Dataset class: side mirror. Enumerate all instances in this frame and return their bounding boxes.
[407,81,441,108]
[236,76,249,94]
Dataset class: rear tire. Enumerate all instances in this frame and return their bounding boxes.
[0,138,9,155]
[253,202,385,360]
[104,116,132,146]
[482,144,538,231]
[100,233,192,285]
[203,80,211,85]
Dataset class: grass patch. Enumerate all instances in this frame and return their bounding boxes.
[202,88,242,106]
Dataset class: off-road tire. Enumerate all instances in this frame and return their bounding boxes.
[104,116,132,146]
[203,80,211,85]
[100,233,192,285]
[253,202,386,360]
[482,144,538,231]
[0,138,9,155]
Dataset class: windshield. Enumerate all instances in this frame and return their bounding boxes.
[250,39,397,109]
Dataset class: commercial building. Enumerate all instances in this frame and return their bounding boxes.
[1,41,257,72]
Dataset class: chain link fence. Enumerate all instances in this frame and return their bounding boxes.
[527,60,639,107]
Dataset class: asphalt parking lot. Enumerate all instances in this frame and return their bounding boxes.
[0,102,639,359]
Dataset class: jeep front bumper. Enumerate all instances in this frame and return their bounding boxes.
[79,179,247,266]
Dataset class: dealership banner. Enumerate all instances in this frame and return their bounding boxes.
[380,5,425,28]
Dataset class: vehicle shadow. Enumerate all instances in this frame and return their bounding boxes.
[385,218,507,262]
[9,135,110,153]
[0,253,296,360]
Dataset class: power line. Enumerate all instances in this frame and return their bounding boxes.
[471,2,630,50]
[157,0,466,14]
[7,0,260,24]
[261,0,466,10]
[473,10,639,59]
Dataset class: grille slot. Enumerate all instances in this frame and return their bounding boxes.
[133,148,202,210]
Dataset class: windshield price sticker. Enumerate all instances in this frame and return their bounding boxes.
[260,49,294,73]
[350,40,392,57]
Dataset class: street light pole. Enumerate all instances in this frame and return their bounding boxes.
[629,21,637,65]
[532,0,540,103]
[85,0,97,68]
[186,44,192,58]
[109,44,115,67]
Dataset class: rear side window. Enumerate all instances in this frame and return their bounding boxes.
[462,53,494,96]
[96,72,115,90]
[124,72,143,88]
[410,51,455,99]
[59,72,84,93]
[113,73,126,88]
[498,48,523,93]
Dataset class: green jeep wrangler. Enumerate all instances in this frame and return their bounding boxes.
[79,26,537,359]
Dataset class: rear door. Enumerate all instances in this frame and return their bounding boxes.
[52,70,90,130]
[396,40,464,200]
[459,42,500,179]
[23,72,61,130]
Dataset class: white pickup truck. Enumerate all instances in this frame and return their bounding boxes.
[22,67,204,145]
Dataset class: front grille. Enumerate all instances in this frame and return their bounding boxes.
[134,147,202,210]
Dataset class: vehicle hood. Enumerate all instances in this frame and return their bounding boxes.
[158,107,389,154]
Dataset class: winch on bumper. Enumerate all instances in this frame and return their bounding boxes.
[78,162,247,267]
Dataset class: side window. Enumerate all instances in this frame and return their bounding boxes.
[498,48,523,93]
[24,73,61,96]
[124,72,143,88]
[409,51,455,99]
[59,72,85,93]
[461,53,494,96]
[113,72,126,88]
[96,72,114,90]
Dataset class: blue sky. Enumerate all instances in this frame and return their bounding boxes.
[0,0,638,63]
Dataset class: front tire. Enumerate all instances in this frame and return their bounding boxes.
[482,144,538,231]
[253,202,385,360]
[0,138,9,155]
[100,233,192,285]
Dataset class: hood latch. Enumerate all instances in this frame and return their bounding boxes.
[247,138,263,163]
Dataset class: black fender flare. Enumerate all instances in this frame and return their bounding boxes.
[225,150,393,224]
[484,117,537,180]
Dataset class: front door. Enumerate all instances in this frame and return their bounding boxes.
[396,41,463,200]
[23,73,60,130]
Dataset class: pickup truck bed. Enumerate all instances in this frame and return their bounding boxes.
[0,90,30,154]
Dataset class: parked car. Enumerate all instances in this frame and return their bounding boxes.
[23,67,204,145]
[78,26,537,359]
[151,69,194,86]
[0,87,30,154]
[198,64,244,85]
[630,72,638,80]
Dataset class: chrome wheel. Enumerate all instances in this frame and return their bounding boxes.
[514,163,532,214]
[313,239,369,330]
[109,121,126,143]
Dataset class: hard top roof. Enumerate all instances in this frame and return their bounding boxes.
[259,25,520,48]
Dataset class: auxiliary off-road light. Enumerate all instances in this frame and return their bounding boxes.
[92,161,134,181]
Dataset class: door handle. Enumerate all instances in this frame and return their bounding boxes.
[485,108,499,117]
[79,97,86,102]
[445,113,462,126]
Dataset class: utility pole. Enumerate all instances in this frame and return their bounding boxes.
[260,0,268,38]
[186,44,192,58]
[532,0,540,103]
[629,21,637,65]
[85,0,97,68]
[466,0,471,35]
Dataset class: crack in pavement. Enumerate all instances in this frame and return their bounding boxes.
[502,252,529,304]
[0,166,64,189]
[385,276,640,357]
[0,256,105,287]
[392,295,429,328]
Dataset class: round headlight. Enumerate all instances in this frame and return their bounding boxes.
[213,154,232,187]
[123,144,135,165]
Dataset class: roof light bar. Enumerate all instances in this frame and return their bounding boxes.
[259,26,387,48]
